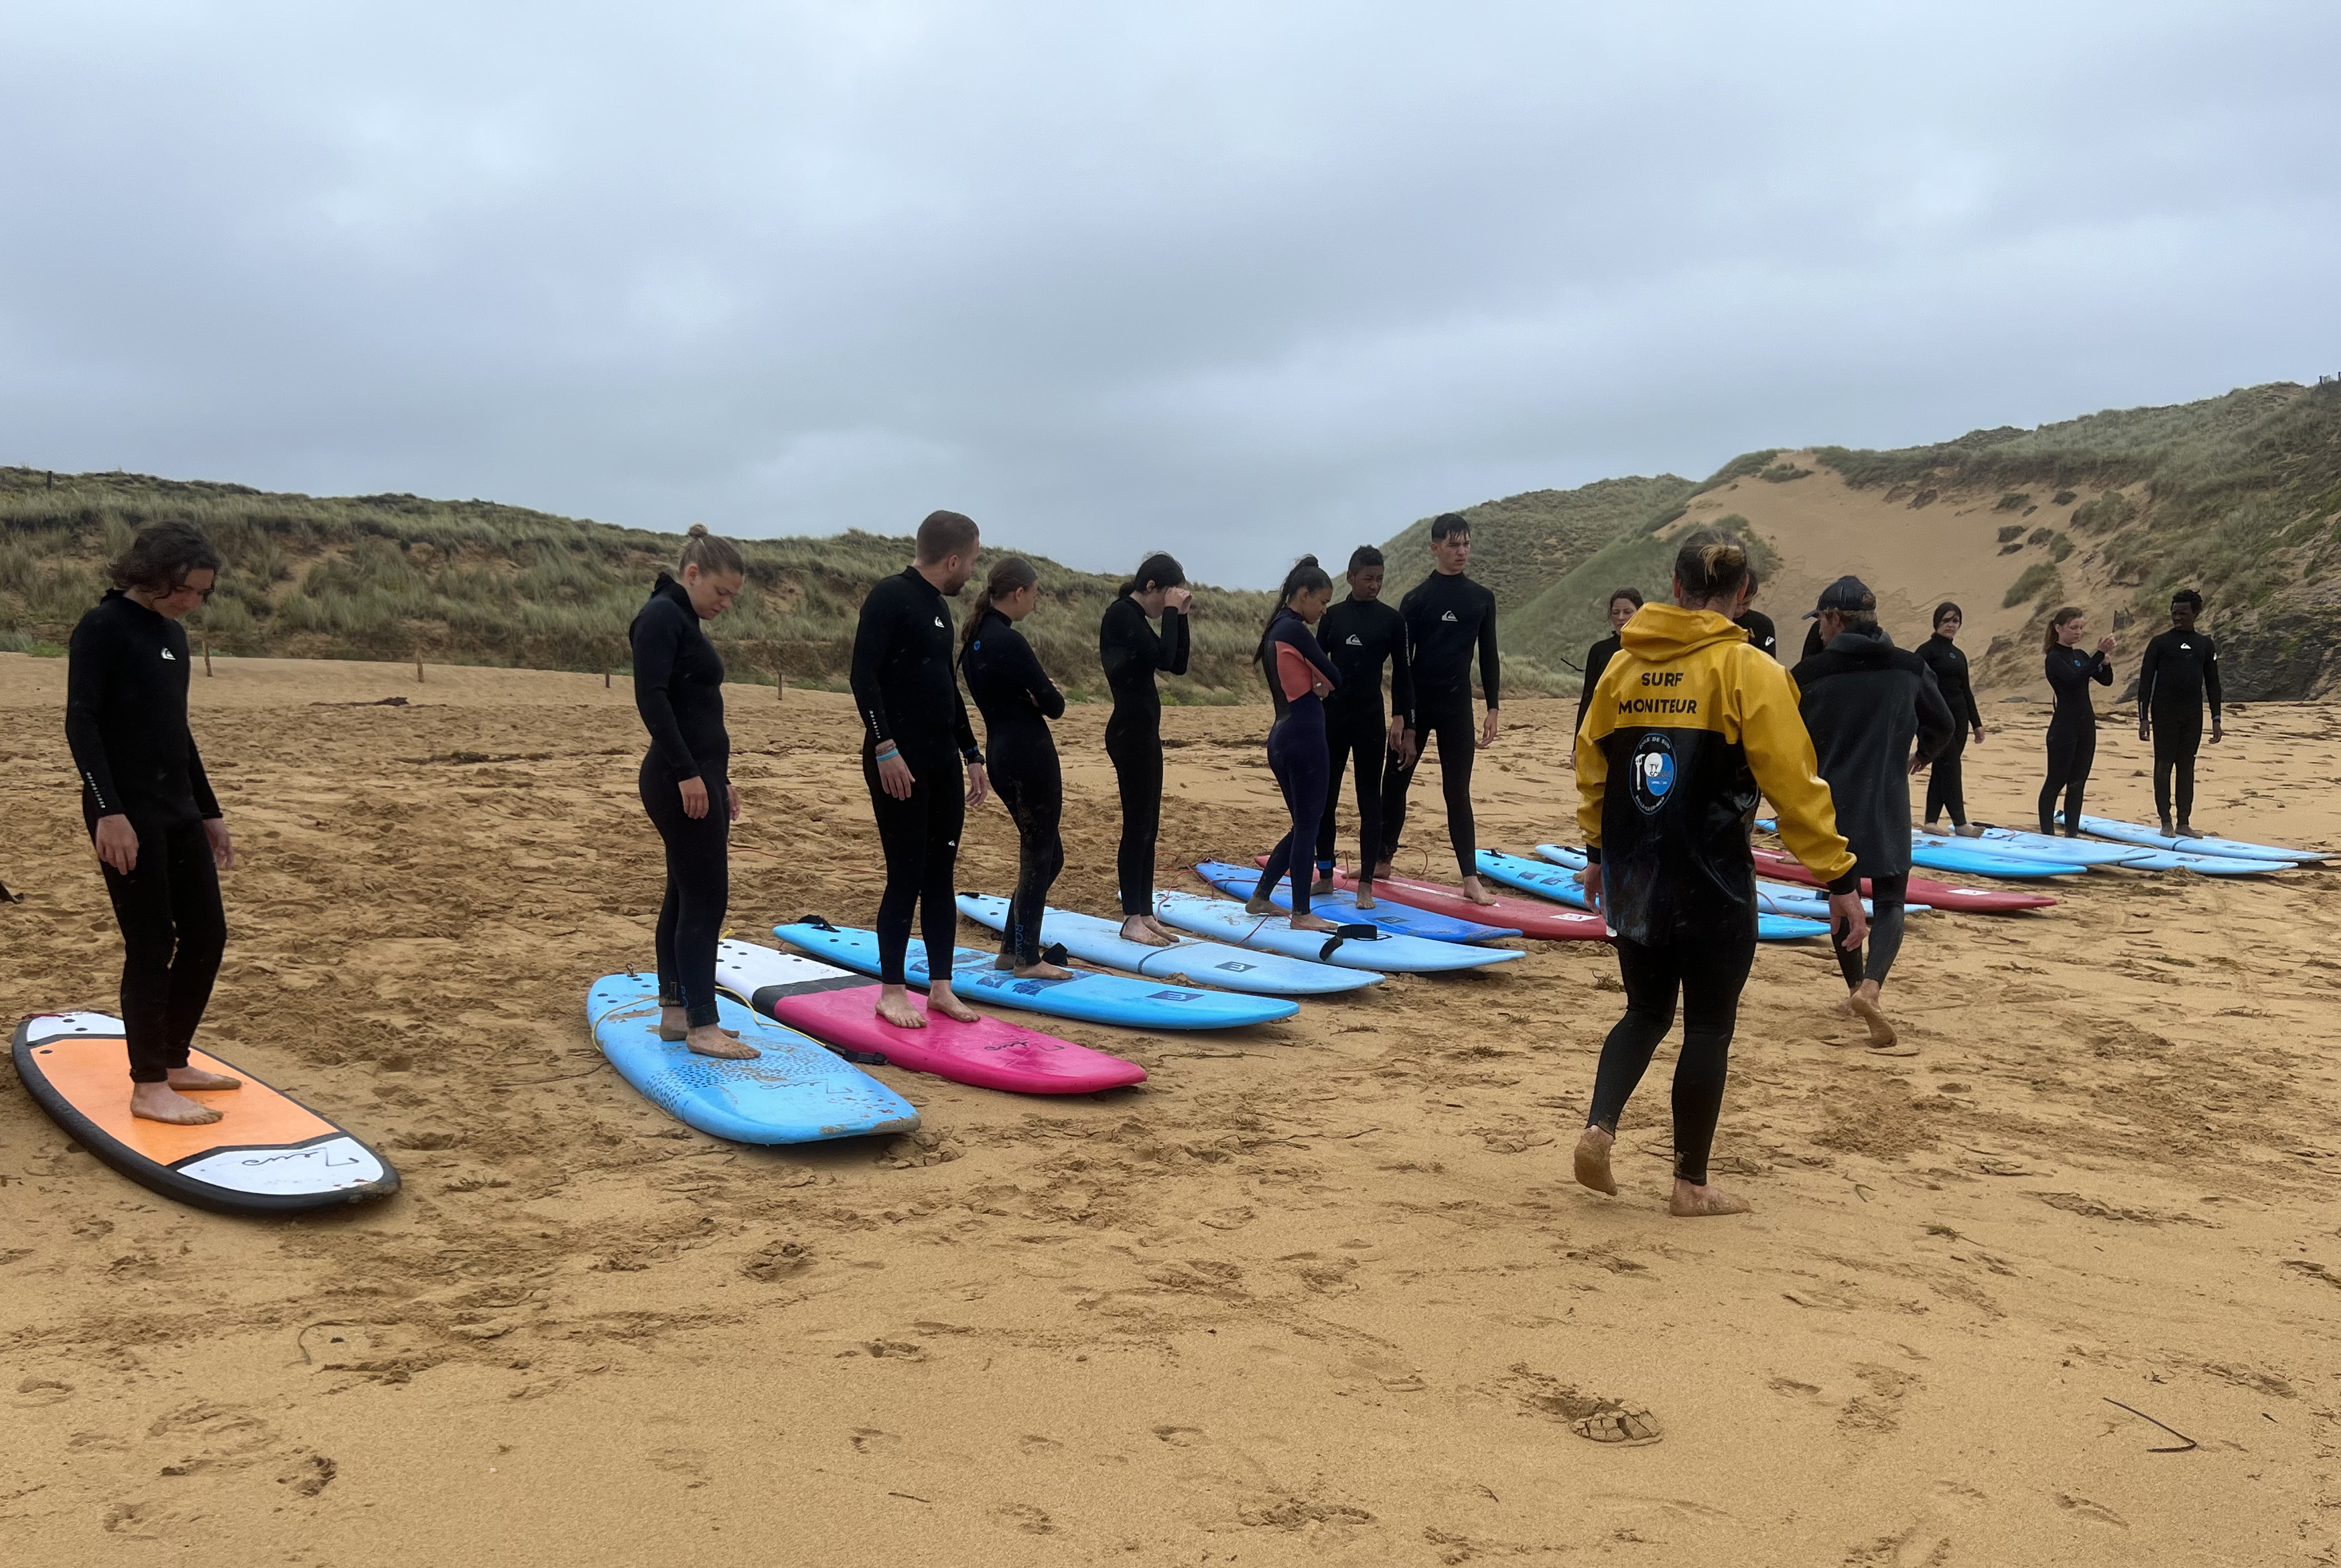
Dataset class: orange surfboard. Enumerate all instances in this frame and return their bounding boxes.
[12,1013,398,1215]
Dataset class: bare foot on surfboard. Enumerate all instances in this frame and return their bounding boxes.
[1288,912,1339,933]
[876,987,927,1029]
[685,1024,758,1060]
[129,1082,225,1125]
[1353,887,1376,910]
[167,1065,241,1092]
[1120,916,1175,948]
[1669,1180,1752,1217]
[1573,1125,1617,1196]
[1142,914,1179,944]
[1244,896,1279,916]
[1459,874,1499,907]
[1012,961,1075,980]
[1372,859,1394,881]
[927,985,980,1025]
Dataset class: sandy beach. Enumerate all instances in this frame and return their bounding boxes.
[3,650,2339,1566]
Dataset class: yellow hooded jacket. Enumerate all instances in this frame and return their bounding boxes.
[1576,603,1857,945]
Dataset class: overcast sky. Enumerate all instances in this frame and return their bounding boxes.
[3,3,2336,585]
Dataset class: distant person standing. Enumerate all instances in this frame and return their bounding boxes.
[1915,601,1986,836]
[66,520,241,1125]
[2038,605,2115,836]
[960,557,1072,979]
[1792,577,1954,1053]
[1734,572,1780,660]
[1573,532,1866,1218]
[1575,587,1644,738]
[2137,589,2222,836]
[633,524,754,1060]
[1248,558,1343,931]
[854,510,990,1029]
[1312,546,1412,908]
[1099,553,1191,946]
[1380,513,1501,904]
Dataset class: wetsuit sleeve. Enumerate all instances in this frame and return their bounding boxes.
[1735,661,1858,889]
[2205,638,2221,717]
[64,616,125,816]
[632,604,702,780]
[1161,606,1189,676]
[1098,600,1150,687]
[1398,593,1422,731]
[955,679,978,760]
[1387,614,1414,729]
[2090,651,2113,688]
[1574,644,1601,737]
[2136,638,2161,715]
[850,581,899,748]
[188,737,222,818]
[1961,660,1982,728]
[1913,663,1955,766]
[1478,591,1501,708]
[1008,632,1065,720]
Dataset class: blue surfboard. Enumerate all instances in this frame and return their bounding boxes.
[2072,815,2324,865]
[1530,844,1923,918]
[1151,892,1522,974]
[1957,827,2146,868]
[1474,850,1828,941]
[1973,825,2289,874]
[587,973,919,1144]
[1193,861,1520,942]
[773,921,1299,1030]
[1906,835,2086,879]
[954,894,1380,995]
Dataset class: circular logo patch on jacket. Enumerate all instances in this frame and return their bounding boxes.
[1629,733,1677,814]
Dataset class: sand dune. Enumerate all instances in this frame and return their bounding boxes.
[3,650,2338,1565]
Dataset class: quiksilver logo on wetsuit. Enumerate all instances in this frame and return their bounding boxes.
[933,618,945,629]
[1629,733,1677,815]
[1345,635,1361,645]
[1441,611,1457,622]
[161,649,176,660]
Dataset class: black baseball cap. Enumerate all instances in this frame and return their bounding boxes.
[1802,575,1877,618]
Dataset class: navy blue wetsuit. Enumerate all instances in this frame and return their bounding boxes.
[1254,610,1342,918]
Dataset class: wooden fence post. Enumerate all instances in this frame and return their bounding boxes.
[203,638,214,677]
[415,639,425,684]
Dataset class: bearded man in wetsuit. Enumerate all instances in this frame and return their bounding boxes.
[1378,513,1501,904]
[2137,588,2223,837]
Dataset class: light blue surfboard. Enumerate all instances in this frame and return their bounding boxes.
[1193,861,1521,942]
[1906,835,2087,879]
[587,973,919,1144]
[1956,827,2147,868]
[1975,824,2290,874]
[954,894,1380,995]
[1474,850,1828,942]
[1530,844,1923,918]
[773,921,1298,1030]
[2072,814,2324,865]
[1150,892,1521,974]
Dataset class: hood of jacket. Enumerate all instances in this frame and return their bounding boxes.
[1822,623,1897,662]
[1617,603,1751,664]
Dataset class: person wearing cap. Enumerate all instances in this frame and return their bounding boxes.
[1573,530,1867,1218]
[1792,576,1955,1053]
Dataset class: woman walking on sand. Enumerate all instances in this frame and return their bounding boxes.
[632,524,754,1060]
[66,520,241,1125]
[2038,605,2115,837]
[1099,551,1191,946]
[1246,557,1342,932]
[1571,532,1867,1218]
[961,557,1073,980]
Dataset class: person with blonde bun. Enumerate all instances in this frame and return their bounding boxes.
[632,523,754,1060]
[1572,530,1867,1218]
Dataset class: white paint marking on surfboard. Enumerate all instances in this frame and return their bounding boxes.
[175,1136,388,1195]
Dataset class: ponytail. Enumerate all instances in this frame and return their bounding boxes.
[1118,551,1186,599]
[2044,605,2084,653]
[678,522,745,579]
[960,556,1039,658]
[1671,529,1749,605]
[1254,555,1333,666]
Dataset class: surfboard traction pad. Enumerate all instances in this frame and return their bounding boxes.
[11,1013,399,1216]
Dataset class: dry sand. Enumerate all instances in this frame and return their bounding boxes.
[3,650,2340,1566]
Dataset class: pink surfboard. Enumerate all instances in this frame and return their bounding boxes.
[714,940,1146,1096]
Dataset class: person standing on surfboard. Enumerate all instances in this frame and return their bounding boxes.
[1572,531,1867,1217]
[2136,589,2222,837]
[1248,557,1343,932]
[1916,601,1986,837]
[1792,575,1955,1054]
[1311,545,1412,910]
[1575,587,1645,740]
[960,556,1073,981]
[1379,513,1501,904]
[854,511,990,1030]
[65,520,241,1126]
[632,524,756,1062]
[2038,605,2115,837]
[1099,552,1191,947]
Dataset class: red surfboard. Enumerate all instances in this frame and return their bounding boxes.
[1261,859,1609,940]
[1751,848,2055,912]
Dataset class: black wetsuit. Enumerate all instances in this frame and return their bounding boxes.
[1575,632,1621,739]
[1793,624,1954,992]
[632,574,732,1029]
[1735,610,1780,660]
[1800,620,1826,661]
[1916,633,1982,828]
[1099,597,1188,916]
[2039,646,2113,834]
[853,567,981,987]
[961,608,1065,969]
[1380,571,1498,878]
[2138,627,2221,829]
[65,590,227,1084]
[1311,595,1410,888]
[1256,611,1342,919]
